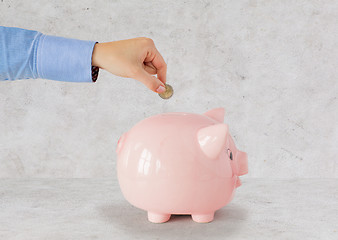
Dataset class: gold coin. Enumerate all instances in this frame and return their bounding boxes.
[159,84,174,99]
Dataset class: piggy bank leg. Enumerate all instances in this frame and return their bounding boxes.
[148,212,171,223]
[191,213,214,223]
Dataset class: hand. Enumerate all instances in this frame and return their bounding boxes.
[92,37,167,93]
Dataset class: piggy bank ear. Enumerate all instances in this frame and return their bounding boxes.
[203,108,225,122]
[197,124,228,159]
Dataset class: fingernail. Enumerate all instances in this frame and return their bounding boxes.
[156,85,166,93]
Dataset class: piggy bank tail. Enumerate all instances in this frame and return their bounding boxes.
[116,132,128,154]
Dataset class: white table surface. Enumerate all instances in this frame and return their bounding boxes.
[0,178,337,240]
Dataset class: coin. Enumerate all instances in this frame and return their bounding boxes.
[158,84,174,99]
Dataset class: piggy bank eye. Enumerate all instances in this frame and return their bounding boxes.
[227,149,233,160]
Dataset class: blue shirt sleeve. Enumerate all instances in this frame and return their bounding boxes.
[0,26,97,82]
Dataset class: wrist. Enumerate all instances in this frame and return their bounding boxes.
[92,42,103,68]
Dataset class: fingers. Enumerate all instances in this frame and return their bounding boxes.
[134,69,166,93]
[143,62,157,75]
[143,41,167,84]
[150,49,167,84]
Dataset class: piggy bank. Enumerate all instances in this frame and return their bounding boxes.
[116,108,248,223]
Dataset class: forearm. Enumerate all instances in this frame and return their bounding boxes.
[0,27,168,93]
[0,26,96,82]
[0,26,41,80]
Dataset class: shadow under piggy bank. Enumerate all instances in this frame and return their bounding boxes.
[98,202,248,239]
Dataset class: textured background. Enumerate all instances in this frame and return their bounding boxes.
[0,0,337,178]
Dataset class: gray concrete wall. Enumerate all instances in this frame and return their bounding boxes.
[0,0,337,178]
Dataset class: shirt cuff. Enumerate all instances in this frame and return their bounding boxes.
[36,34,97,82]
[91,65,99,82]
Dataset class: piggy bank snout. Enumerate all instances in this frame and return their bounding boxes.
[237,151,248,176]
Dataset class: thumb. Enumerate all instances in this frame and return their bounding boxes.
[135,69,166,93]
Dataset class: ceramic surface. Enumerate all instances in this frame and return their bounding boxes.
[117,108,248,223]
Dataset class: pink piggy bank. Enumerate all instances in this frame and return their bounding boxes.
[116,108,248,223]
